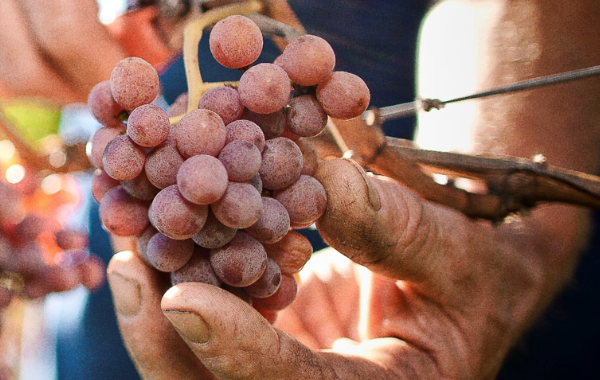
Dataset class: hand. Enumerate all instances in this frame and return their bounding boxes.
[106,157,584,379]
[0,0,176,105]
[0,0,127,105]
[0,0,168,307]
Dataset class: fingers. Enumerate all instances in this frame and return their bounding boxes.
[17,0,126,98]
[161,282,341,379]
[276,249,361,349]
[162,283,336,379]
[0,0,81,103]
[315,158,488,296]
[107,251,212,380]
[161,282,441,380]
[106,7,177,70]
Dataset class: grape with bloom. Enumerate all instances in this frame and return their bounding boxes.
[88,14,372,321]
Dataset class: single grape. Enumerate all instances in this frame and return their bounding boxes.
[102,135,146,181]
[210,231,267,287]
[121,170,160,201]
[264,230,312,274]
[244,257,281,298]
[251,273,298,311]
[86,125,126,169]
[296,138,319,176]
[145,136,185,189]
[209,15,263,69]
[279,34,335,86]
[255,307,279,325]
[286,95,328,137]
[246,197,290,244]
[273,53,284,68]
[316,71,370,120]
[127,104,170,147]
[238,63,291,114]
[279,126,301,142]
[192,211,237,249]
[54,248,91,269]
[87,80,125,128]
[149,185,208,240]
[247,173,263,193]
[241,108,286,139]
[55,229,89,250]
[211,182,263,229]
[99,186,149,237]
[110,57,160,111]
[136,225,158,264]
[146,233,194,272]
[198,86,244,125]
[273,174,327,229]
[225,119,265,152]
[259,137,303,190]
[218,140,262,182]
[171,246,222,287]
[91,168,119,203]
[177,155,228,205]
[76,255,106,292]
[13,214,47,242]
[173,108,226,158]
[221,284,252,304]
[168,92,188,118]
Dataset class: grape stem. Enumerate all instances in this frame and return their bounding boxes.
[171,0,600,221]
[310,117,600,221]
[181,0,263,118]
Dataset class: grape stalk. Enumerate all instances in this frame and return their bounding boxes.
[87,10,372,320]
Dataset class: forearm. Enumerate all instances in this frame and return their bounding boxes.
[468,0,600,291]
[415,0,600,376]
[21,0,127,98]
[418,0,600,275]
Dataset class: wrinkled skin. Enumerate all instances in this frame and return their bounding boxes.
[107,156,589,380]
[106,1,600,379]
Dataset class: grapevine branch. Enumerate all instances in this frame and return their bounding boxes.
[167,0,600,220]
[3,0,600,222]
[311,116,600,220]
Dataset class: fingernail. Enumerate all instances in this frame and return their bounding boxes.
[107,272,141,317]
[163,310,211,344]
[344,158,381,211]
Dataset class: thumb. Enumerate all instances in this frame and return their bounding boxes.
[107,251,212,379]
[161,282,340,380]
[315,158,482,293]
[161,283,440,380]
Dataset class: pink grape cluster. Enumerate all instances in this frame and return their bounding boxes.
[86,15,370,320]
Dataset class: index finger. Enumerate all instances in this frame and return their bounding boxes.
[314,158,499,299]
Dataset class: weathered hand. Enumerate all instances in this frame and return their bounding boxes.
[107,157,582,379]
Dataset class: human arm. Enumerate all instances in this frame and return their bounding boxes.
[105,0,600,379]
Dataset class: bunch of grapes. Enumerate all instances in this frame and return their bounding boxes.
[87,14,369,320]
[0,147,104,302]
